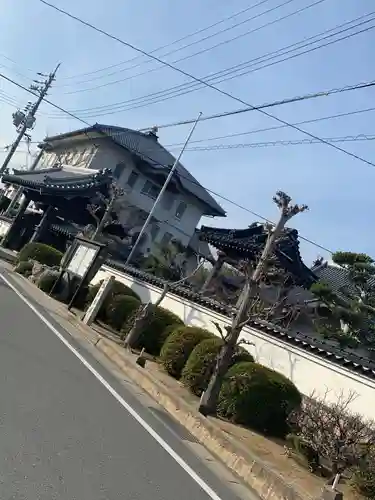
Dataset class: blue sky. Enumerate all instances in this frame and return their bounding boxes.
[0,0,374,264]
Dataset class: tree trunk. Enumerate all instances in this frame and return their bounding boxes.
[198,214,290,416]
[198,333,237,416]
[123,285,169,348]
[123,302,153,348]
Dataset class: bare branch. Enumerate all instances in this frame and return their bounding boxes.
[211,321,226,341]
[290,390,375,477]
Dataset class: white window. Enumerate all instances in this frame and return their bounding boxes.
[127,170,139,188]
[160,232,173,247]
[141,180,161,200]
[175,201,187,220]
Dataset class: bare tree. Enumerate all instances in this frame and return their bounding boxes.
[291,390,375,486]
[124,258,206,349]
[198,191,308,416]
[86,183,126,241]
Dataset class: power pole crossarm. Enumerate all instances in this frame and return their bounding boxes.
[0,63,60,175]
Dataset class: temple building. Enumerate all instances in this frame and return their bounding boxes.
[33,124,225,261]
[0,165,122,253]
[198,223,319,330]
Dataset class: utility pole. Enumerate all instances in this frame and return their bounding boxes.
[0,63,60,176]
[125,112,202,266]
[4,147,46,215]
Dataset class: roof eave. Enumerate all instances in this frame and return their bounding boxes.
[43,124,99,143]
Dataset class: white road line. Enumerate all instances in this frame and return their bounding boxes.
[0,272,224,500]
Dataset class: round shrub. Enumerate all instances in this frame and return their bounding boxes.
[160,326,213,379]
[181,339,254,396]
[217,362,302,437]
[122,305,183,356]
[14,260,33,277]
[232,346,255,365]
[18,242,63,268]
[86,279,140,318]
[182,337,223,396]
[37,270,59,294]
[105,294,141,332]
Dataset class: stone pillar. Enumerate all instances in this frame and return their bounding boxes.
[2,195,30,248]
[29,205,53,244]
[201,251,225,293]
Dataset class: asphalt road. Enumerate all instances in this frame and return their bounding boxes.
[0,271,249,500]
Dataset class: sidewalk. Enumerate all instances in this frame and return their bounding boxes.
[4,265,337,500]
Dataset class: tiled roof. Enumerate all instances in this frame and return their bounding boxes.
[2,166,112,195]
[44,124,225,217]
[199,224,317,289]
[312,262,375,298]
[105,260,375,381]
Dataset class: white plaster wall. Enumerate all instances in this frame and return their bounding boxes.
[91,265,375,420]
[89,142,204,246]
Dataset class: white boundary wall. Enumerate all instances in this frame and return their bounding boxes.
[92,265,375,420]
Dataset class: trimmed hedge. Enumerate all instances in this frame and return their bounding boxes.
[14,260,33,277]
[217,362,302,437]
[181,338,254,396]
[122,305,183,356]
[105,294,141,332]
[160,326,213,379]
[182,337,223,395]
[86,279,140,320]
[38,271,59,294]
[18,242,63,268]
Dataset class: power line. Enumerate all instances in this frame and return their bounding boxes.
[6,73,375,140]
[6,102,375,152]
[55,0,317,89]
[165,105,375,144]
[45,12,375,117]
[37,0,375,170]
[166,133,375,152]
[0,69,333,254]
[57,0,275,81]
[139,80,375,132]
[47,78,375,125]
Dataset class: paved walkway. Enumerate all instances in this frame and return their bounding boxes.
[0,268,245,500]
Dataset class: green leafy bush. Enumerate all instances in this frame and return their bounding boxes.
[18,242,63,268]
[160,326,213,379]
[352,449,375,499]
[14,260,33,277]
[105,294,141,332]
[85,279,140,320]
[37,271,59,294]
[181,338,254,396]
[217,362,302,437]
[122,306,183,356]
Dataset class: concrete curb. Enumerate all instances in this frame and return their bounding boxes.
[96,337,309,500]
